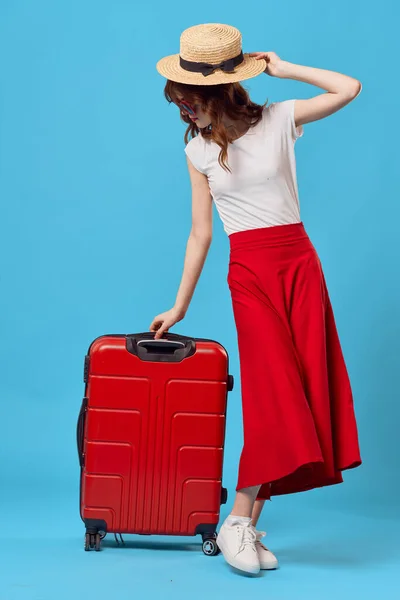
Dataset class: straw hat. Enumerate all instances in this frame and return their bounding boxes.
[156,23,266,86]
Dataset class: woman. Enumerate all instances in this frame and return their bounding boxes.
[151,23,362,575]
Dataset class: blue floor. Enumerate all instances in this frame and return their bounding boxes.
[1,497,398,600]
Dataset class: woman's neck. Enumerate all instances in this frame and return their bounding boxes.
[222,117,251,141]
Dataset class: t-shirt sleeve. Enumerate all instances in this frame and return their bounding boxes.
[270,99,304,142]
[184,136,207,174]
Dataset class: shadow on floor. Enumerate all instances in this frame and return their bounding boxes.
[101,537,201,553]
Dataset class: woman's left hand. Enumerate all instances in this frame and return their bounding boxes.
[249,51,285,78]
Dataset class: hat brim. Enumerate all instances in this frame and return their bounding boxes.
[156,52,266,86]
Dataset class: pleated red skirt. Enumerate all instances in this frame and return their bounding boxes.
[227,222,362,500]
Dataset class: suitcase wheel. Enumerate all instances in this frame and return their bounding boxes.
[202,534,220,557]
[84,532,102,552]
[227,374,234,392]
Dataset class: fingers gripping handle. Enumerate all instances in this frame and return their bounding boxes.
[126,332,196,363]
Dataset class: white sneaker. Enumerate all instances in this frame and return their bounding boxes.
[252,527,279,570]
[217,521,260,574]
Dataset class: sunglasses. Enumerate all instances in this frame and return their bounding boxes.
[177,99,197,116]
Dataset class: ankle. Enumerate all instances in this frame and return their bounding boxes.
[224,514,252,527]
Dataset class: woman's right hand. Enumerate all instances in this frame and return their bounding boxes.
[149,307,185,339]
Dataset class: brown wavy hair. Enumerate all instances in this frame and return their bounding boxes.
[164,80,268,173]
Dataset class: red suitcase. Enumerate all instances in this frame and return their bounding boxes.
[77,332,233,555]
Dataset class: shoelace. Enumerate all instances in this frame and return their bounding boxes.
[237,523,257,554]
[253,528,269,550]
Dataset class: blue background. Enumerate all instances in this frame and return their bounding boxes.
[1,1,398,598]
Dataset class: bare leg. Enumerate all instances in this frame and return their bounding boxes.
[251,499,266,527]
[230,485,261,518]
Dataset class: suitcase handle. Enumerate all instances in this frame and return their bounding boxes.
[138,339,185,351]
[77,397,88,467]
[126,333,196,363]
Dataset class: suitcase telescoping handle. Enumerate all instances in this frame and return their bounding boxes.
[77,397,88,467]
[126,332,196,363]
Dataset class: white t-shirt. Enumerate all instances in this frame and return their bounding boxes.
[184,99,304,236]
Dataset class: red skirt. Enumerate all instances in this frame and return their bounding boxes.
[227,222,362,500]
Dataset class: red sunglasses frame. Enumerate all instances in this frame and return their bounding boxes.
[177,99,197,116]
